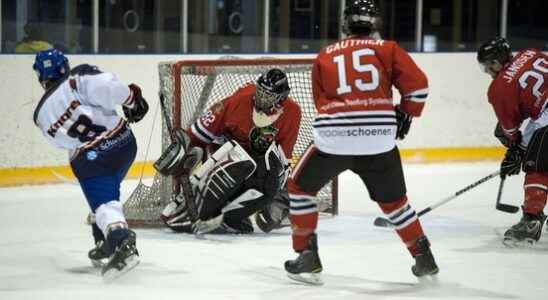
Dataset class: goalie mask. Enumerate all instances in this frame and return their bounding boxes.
[253,68,290,127]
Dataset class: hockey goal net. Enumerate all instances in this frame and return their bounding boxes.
[123,58,338,227]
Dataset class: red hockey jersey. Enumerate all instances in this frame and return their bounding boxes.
[311,37,428,155]
[188,84,302,159]
[487,49,548,143]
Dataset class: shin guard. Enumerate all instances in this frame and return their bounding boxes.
[378,196,426,256]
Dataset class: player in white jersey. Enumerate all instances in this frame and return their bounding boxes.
[32,49,148,279]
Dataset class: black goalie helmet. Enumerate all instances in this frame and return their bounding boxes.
[477,37,512,75]
[343,0,380,36]
[254,68,290,114]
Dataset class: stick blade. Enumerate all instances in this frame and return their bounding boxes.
[373,217,394,228]
[496,203,520,214]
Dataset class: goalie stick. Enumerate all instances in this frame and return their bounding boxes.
[157,93,199,222]
[373,170,502,228]
[495,176,520,213]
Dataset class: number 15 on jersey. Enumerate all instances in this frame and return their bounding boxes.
[333,48,380,95]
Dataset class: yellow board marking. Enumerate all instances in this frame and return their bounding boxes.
[0,147,505,187]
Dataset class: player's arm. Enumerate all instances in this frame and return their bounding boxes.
[187,101,228,148]
[80,72,148,123]
[277,102,302,160]
[311,57,325,112]
[391,43,429,117]
[155,100,229,177]
[488,87,523,146]
[492,104,522,146]
[488,83,524,178]
[390,43,429,139]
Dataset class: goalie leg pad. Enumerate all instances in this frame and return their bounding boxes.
[523,125,548,172]
[190,141,255,186]
[161,195,194,233]
[192,188,262,235]
[195,159,256,220]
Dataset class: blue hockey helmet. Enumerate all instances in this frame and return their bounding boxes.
[32,48,70,85]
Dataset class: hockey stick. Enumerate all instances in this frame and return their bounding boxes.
[495,176,520,213]
[373,170,502,228]
[158,93,199,222]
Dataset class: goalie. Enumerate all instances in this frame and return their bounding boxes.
[155,68,302,234]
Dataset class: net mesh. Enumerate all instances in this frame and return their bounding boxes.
[123,58,338,227]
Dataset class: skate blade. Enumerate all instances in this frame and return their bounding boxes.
[502,237,536,248]
[102,254,140,281]
[90,258,107,268]
[417,273,439,285]
[413,269,439,278]
[287,272,323,286]
[412,264,439,278]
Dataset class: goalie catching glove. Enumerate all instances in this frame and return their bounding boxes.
[153,129,204,177]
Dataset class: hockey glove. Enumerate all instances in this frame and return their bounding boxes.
[494,122,512,148]
[123,84,149,123]
[395,105,412,140]
[500,146,525,178]
[154,128,203,177]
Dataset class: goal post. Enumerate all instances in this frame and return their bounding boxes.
[123,58,339,227]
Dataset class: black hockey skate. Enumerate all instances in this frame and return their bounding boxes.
[88,223,108,267]
[284,234,323,285]
[89,229,137,267]
[411,236,439,277]
[503,212,546,247]
[101,229,140,280]
[88,240,109,268]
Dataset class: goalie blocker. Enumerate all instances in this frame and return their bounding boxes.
[155,133,290,234]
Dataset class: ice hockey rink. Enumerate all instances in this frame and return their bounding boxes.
[1,161,546,300]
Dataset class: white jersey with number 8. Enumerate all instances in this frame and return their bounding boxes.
[33,68,133,157]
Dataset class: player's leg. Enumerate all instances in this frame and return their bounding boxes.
[504,122,548,246]
[71,127,139,278]
[352,146,438,277]
[503,172,548,246]
[284,145,351,285]
[87,218,109,267]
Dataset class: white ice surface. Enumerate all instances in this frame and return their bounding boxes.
[1,162,547,300]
